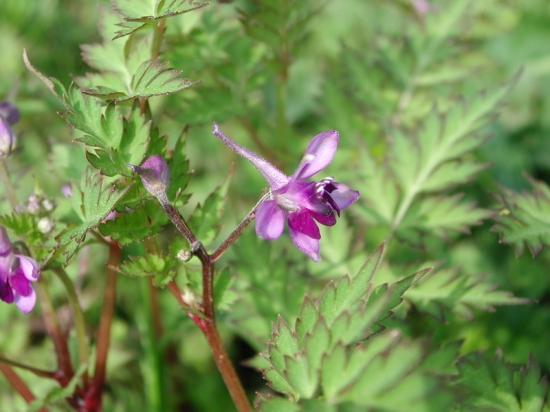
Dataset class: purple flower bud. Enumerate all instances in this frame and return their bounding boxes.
[0,116,17,159]
[0,226,40,314]
[129,155,170,199]
[212,124,360,262]
[0,101,20,126]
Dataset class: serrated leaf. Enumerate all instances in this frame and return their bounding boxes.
[98,200,168,245]
[492,176,550,257]
[116,252,176,286]
[341,338,454,411]
[397,194,493,246]
[405,266,530,321]
[0,214,55,262]
[256,396,301,412]
[84,58,200,102]
[456,352,549,412]
[51,172,131,265]
[113,0,209,39]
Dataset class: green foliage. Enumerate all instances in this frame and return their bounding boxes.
[455,352,550,412]
[492,175,550,257]
[52,171,130,265]
[113,0,209,38]
[116,251,177,286]
[83,58,200,102]
[256,245,451,410]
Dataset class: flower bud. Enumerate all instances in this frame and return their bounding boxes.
[0,116,16,158]
[128,155,170,199]
[0,101,20,125]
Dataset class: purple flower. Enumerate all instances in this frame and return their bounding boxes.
[0,101,20,126]
[0,226,40,314]
[212,124,359,262]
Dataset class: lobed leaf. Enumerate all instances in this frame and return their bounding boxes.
[456,352,550,412]
[405,266,530,321]
[113,0,209,39]
[51,172,131,265]
[491,175,550,257]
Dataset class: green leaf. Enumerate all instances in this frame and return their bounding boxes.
[492,175,550,257]
[113,0,209,39]
[397,194,493,246]
[0,213,55,262]
[84,58,200,102]
[405,266,530,321]
[259,245,430,401]
[456,352,549,412]
[51,172,131,265]
[115,252,177,287]
[213,267,238,311]
[27,363,88,411]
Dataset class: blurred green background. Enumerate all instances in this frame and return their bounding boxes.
[1,0,550,410]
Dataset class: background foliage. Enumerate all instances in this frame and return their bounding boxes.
[1,0,550,411]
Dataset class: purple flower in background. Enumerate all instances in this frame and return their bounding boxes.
[0,101,20,126]
[213,124,359,262]
[0,226,40,314]
[0,116,16,158]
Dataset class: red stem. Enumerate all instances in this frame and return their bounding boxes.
[87,241,120,409]
[0,363,47,412]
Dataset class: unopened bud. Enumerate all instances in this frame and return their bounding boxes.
[128,155,170,199]
[0,102,20,125]
[0,117,16,158]
[37,217,54,233]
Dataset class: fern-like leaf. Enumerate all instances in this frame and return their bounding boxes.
[492,175,550,257]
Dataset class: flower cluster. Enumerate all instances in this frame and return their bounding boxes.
[0,226,40,314]
[212,124,359,262]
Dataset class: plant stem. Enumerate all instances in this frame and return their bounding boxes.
[0,356,56,378]
[0,159,18,210]
[89,241,119,405]
[211,192,269,262]
[52,267,89,384]
[35,279,74,386]
[0,363,47,412]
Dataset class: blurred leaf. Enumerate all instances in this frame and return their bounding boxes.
[84,58,200,102]
[456,352,550,412]
[492,175,550,257]
[406,266,530,321]
[115,252,177,286]
[0,213,55,262]
[213,267,238,311]
[113,0,209,39]
[397,194,493,246]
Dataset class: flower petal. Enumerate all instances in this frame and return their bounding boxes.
[15,255,39,281]
[14,287,36,314]
[288,227,321,262]
[309,210,336,227]
[0,282,14,303]
[255,200,285,240]
[327,182,360,210]
[293,130,338,180]
[213,124,290,190]
[287,209,320,239]
[9,268,31,297]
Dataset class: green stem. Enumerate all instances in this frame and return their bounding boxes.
[0,159,18,210]
[151,18,166,59]
[137,277,166,412]
[52,268,89,378]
